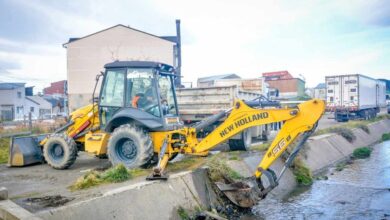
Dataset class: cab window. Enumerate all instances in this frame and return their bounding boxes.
[126,68,160,117]
[100,69,125,107]
[158,75,177,116]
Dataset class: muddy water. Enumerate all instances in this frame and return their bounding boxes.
[252,141,390,220]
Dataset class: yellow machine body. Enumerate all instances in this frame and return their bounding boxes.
[149,99,325,177]
[84,132,109,155]
[8,103,103,166]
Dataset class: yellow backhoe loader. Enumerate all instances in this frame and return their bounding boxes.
[9,61,325,207]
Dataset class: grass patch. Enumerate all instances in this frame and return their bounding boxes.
[229,156,240,161]
[250,142,270,151]
[382,133,390,142]
[207,156,243,183]
[166,156,206,172]
[352,147,372,159]
[0,138,10,164]
[70,156,205,190]
[316,127,356,143]
[292,158,313,186]
[228,151,242,161]
[357,124,370,134]
[70,164,148,190]
[314,115,390,137]
[177,206,191,220]
[70,171,103,190]
[335,161,347,171]
[101,164,130,182]
[333,127,356,143]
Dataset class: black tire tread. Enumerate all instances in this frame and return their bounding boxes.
[107,124,153,169]
[43,133,77,169]
[228,139,247,151]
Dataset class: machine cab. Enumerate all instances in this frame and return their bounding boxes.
[98,61,181,131]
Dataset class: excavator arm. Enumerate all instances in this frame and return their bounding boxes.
[150,99,325,207]
[204,99,325,207]
[193,99,324,178]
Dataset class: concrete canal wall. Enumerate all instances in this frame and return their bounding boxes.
[304,119,390,173]
[1,119,389,220]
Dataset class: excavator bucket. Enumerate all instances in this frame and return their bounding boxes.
[8,135,47,167]
[215,178,262,208]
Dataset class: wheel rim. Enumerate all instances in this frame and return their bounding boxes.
[49,143,64,162]
[115,138,138,162]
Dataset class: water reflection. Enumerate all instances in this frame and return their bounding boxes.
[252,141,390,220]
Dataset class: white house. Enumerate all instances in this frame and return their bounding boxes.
[313,83,326,100]
[0,83,53,121]
[0,83,26,121]
[27,96,52,119]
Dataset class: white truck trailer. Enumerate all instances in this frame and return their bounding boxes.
[326,74,386,122]
[176,85,277,150]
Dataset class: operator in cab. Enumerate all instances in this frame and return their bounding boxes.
[132,87,161,117]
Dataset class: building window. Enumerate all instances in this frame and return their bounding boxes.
[350,88,356,92]
[345,80,357,84]
[329,97,334,102]
[328,81,338,85]
[350,96,354,101]
[17,91,22,98]
[328,90,333,93]
[30,107,34,112]
[16,106,23,114]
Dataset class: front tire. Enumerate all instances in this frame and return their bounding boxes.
[107,124,153,168]
[43,133,77,169]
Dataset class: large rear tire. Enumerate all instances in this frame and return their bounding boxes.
[107,124,153,169]
[228,129,252,151]
[43,133,77,169]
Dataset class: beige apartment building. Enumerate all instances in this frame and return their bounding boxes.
[64,22,181,111]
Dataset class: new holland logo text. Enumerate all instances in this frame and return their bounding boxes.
[219,112,269,137]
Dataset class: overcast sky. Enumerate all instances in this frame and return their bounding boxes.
[0,0,389,92]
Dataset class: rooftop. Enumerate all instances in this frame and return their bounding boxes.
[198,74,241,83]
[315,83,326,89]
[0,83,25,90]
[63,24,176,47]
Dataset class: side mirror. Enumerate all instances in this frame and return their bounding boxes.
[93,97,99,103]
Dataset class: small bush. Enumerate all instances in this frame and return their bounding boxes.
[292,158,313,186]
[70,171,103,190]
[357,124,370,134]
[353,147,371,159]
[382,133,390,142]
[102,164,130,182]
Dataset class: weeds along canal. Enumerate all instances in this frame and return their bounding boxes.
[252,141,390,220]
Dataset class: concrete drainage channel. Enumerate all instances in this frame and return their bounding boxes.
[1,119,389,220]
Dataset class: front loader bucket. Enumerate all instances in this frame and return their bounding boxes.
[215,178,262,208]
[8,135,47,167]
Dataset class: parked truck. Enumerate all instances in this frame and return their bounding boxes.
[326,74,386,122]
[176,85,276,150]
